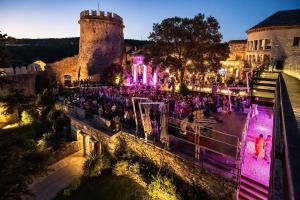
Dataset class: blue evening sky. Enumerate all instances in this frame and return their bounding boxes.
[0,0,300,41]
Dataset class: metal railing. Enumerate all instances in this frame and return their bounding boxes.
[270,73,300,200]
[58,101,245,184]
[250,64,268,102]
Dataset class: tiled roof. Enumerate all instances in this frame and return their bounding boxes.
[228,40,247,44]
[248,9,300,31]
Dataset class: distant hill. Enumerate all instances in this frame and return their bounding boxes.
[5,38,148,66]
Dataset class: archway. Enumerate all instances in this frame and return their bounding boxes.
[64,75,72,87]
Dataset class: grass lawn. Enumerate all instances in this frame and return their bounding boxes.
[55,173,149,200]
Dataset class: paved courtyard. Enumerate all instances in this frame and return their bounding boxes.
[29,150,85,200]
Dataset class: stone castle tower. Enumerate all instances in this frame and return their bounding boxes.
[78,10,125,81]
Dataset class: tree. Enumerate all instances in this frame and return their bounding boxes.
[146,14,229,83]
[0,31,13,67]
[0,90,32,120]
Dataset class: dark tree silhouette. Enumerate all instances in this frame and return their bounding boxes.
[0,31,10,67]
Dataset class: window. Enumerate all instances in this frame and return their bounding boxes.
[293,37,299,47]
[265,39,271,50]
[254,40,258,50]
[259,40,263,50]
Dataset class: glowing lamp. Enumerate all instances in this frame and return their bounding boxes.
[153,71,157,86]
[143,65,147,84]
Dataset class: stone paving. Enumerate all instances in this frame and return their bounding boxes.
[29,150,85,200]
[241,106,273,186]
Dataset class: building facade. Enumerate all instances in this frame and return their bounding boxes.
[47,10,125,84]
[221,40,247,79]
[246,9,300,69]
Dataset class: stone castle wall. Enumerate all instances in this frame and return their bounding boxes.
[78,10,125,81]
[46,10,125,84]
[0,74,36,97]
[47,55,78,83]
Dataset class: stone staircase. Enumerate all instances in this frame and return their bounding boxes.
[252,71,278,107]
[239,175,269,200]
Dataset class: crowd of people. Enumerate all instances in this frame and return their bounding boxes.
[61,85,250,132]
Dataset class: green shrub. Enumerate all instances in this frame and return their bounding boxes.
[63,177,81,197]
[83,153,111,177]
[147,176,181,200]
[130,162,140,174]
[37,137,47,151]
[23,139,37,151]
[21,110,34,125]
[113,160,129,176]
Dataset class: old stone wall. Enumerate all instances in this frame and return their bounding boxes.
[284,55,300,80]
[78,11,124,81]
[69,115,236,199]
[246,27,300,66]
[0,74,36,97]
[116,132,236,199]
[46,55,78,84]
[229,42,247,60]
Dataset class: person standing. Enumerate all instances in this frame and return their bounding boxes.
[251,97,259,120]
[255,134,265,160]
[264,135,272,164]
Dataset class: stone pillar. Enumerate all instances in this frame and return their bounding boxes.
[95,141,102,155]
[76,130,84,150]
[262,39,266,50]
[83,134,90,156]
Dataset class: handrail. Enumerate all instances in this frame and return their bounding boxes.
[168,117,240,144]
[270,73,300,200]
[250,64,267,103]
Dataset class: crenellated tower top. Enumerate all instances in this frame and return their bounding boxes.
[80,10,123,26]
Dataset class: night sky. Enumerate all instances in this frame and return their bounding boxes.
[0,0,300,41]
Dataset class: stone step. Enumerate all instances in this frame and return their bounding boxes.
[261,73,279,78]
[256,80,277,87]
[239,185,268,200]
[253,86,276,93]
[253,91,274,99]
[240,177,269,196]
[254,85,275,90]
[241,175,269,190]
[253,77,277,82]
[262,70,280,73]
